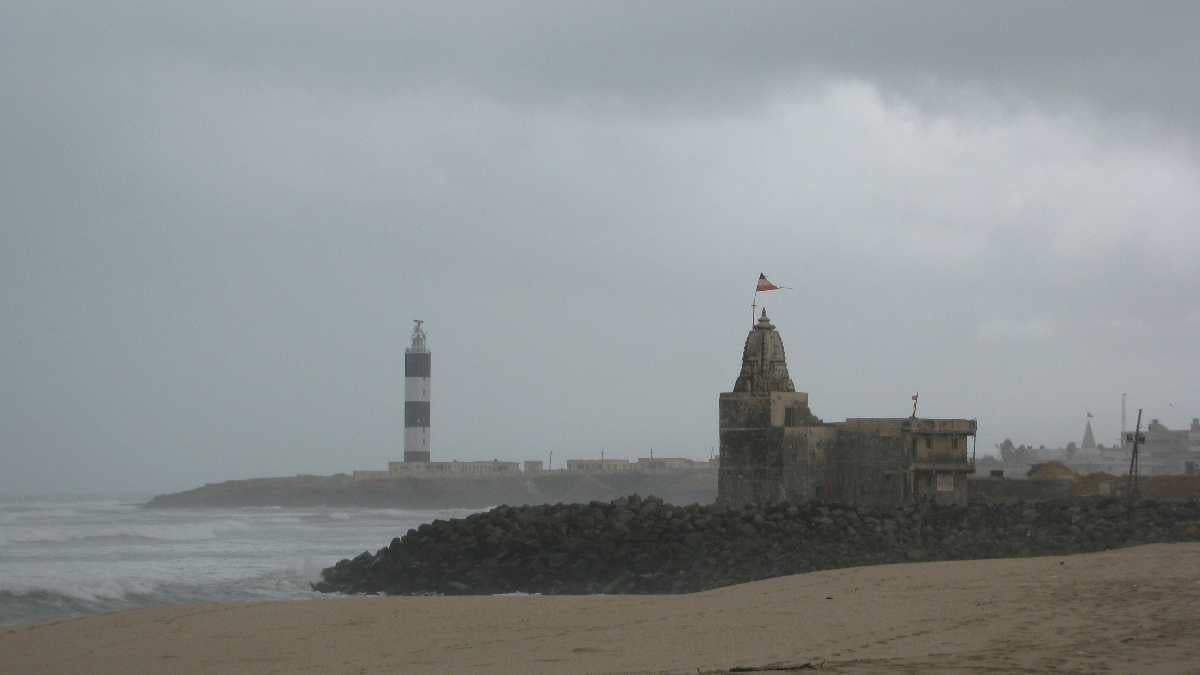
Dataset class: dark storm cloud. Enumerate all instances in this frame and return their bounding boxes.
[6,2,1200,126]
[1,2,1198,493]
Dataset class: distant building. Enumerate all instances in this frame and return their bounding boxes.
[1136,418,1200,475]
[387,459,520,478]
[565,459,638,474]
[717,310,977,507]
[636,457,708,472]
[995,415,1200,477]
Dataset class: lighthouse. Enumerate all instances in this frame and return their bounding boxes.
[404,320,431,463]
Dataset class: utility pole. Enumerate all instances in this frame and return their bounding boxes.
[1126,408,1144,502]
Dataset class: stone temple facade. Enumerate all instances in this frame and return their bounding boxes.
[718,310,977,507]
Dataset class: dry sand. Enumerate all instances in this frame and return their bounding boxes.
[3,543,1199,674]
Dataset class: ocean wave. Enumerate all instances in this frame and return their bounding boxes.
[0,502,454,628]
[0,571,320,626]
[0,589,116,626]
[5,519,253,544]
[296,512,355,524]
[0,506,81,524]
[355,507,486,521]
[0,502,140,526]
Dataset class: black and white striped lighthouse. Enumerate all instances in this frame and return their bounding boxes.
[403,319,431,463]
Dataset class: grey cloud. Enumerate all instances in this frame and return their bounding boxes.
[1,3,1198,494]
[6,3,1200,133]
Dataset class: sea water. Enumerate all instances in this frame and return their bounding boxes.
[0,496,478,626]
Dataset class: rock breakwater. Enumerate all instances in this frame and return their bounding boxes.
[315,495,1200,596]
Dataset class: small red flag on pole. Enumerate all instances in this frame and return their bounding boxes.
[751,274,788,325]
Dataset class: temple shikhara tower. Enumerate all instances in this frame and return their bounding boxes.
[404,320,431,463]
[1081,416,1097,449]
[718,309,977,507]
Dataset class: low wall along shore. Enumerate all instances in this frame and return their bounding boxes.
[315,495,1200,596]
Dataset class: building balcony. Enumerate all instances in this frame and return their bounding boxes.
[911,461,975,473]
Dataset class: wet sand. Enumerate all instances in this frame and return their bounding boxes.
[3,543,1198,674]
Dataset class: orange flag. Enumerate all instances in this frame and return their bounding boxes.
[756,273,781,292]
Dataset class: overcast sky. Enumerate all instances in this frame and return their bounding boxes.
[2,2,1198,495]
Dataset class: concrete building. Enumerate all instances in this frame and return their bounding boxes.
[565,459,639,473]
[387,460,520,477]
[555,456,715,474]
[404,320,431,463]
[1135,418,1200,475]
[635,457,710,472]
[718,309,977,507]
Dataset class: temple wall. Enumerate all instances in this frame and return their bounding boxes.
[780,425,837,502]
[827,430,911,506]
[718,426,786,504]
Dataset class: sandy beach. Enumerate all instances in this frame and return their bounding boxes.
[3,543,1198,674]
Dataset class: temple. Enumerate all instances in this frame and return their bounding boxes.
[1081,417,1097,449]
[718,309,977,506]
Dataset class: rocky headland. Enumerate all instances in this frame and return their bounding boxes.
[315,495,1200,596]
[145,471,716,509]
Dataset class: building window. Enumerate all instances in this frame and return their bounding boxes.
[785,407,801,427]
[936,473,955,492]
[925,437,933,449]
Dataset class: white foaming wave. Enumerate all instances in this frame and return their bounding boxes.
[260,515,306,525]
[5,519,254,544]
[0,499,133,513]
[363,507,486,521]
[0,568,322,626]
[0,572,163,604]
[0,506,81,524]
[296,556,334,582]
[297,512,355,524]
[0,502,139,528]
[0,501,461,626]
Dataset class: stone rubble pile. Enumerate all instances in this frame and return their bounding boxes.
[314,495,1200,596]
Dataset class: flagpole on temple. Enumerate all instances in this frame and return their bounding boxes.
[752,273,787,326]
